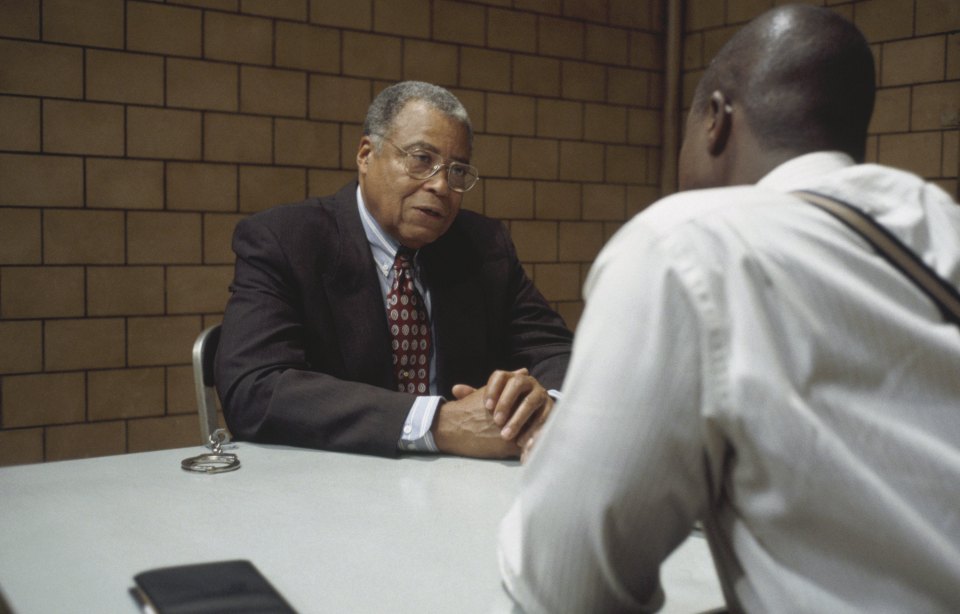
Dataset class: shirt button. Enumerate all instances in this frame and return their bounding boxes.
[403,425,412,434]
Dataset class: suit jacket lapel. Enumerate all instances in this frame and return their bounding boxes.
[322,184,395,388]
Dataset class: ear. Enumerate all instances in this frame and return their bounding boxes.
[356,135,375,174]
[707,90,733,156]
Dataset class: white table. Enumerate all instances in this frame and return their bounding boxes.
[0,443,722,613]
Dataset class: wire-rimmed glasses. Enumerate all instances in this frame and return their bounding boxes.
[375,135,480,193]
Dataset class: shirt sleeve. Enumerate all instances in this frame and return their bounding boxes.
[497,221,711,613]
[397,395,443,452]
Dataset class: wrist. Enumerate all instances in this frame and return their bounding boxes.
[430,399,454,452]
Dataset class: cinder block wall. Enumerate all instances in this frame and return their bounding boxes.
[0,0,664,464]
[1,0,957,466]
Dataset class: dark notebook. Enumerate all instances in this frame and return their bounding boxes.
[130,560,296,613]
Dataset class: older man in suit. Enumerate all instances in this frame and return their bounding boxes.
[216,81,572,459]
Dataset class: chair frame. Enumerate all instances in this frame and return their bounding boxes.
[191,324,222,445]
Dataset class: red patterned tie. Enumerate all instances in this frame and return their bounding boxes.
[387,248,431,394]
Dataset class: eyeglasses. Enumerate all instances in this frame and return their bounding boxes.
[375,135,480,193]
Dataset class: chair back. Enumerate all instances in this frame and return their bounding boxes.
[192,324,222,444]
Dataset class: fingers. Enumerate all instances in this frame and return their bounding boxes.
[501,392,552,441]
[485,368,535,429]
[482,368,528,415]
[456,368,552,440]
[451,383,477,400]
[519,432,537,464]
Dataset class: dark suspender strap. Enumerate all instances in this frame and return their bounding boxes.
[793,190,960,327]
[700,450,744,614]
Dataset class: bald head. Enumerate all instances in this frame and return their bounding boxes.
[690,4,875,165]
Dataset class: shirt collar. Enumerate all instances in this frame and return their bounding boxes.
[357,186,411,279]
[757,151,856,192]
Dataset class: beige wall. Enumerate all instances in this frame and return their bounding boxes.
[0,0,957,466]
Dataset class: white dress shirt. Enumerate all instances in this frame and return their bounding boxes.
[498,153,960,613]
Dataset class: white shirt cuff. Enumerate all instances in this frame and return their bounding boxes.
[398,395,443,453]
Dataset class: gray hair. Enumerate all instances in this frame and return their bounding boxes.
[363,81,473,150]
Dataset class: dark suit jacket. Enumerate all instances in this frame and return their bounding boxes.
[216,182,573,457]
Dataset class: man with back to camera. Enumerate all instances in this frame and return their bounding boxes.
[498,5,960,612]
[216,81,573,459]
